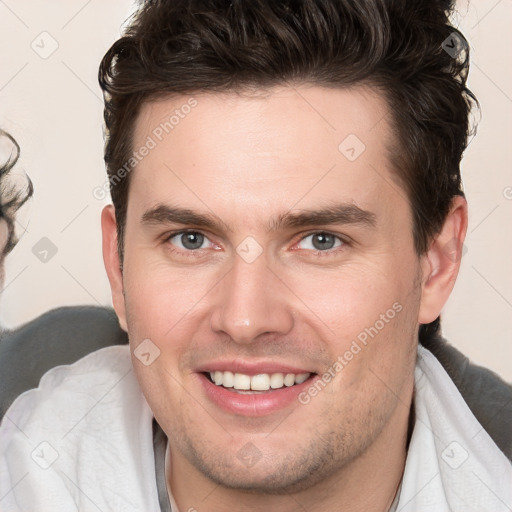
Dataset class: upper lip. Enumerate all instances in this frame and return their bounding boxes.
[195,360,315,376]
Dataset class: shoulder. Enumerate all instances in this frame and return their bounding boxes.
[0,306,128,419]
[1,344,135,437]
[421,336,512,461]
[0,345,159,511]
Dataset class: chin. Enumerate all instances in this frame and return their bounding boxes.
[180,437,341,496]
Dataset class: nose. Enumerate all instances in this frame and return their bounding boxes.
[210,254,294,344]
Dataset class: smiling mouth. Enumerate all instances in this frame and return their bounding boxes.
[204,371,315,393]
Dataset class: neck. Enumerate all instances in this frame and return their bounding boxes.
[166,387,413,512]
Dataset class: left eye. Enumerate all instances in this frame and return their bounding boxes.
[168,231,211,250]
[297,232,343,251]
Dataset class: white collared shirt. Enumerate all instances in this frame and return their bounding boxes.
[0,344,510,511]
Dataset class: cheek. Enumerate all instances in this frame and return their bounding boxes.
[287,258,421,401]
[121,260,211,414]
[286,259,416,342]
[305,272,418,424]
[123,255,213,339]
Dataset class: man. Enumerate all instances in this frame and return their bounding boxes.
[1,1,511,511]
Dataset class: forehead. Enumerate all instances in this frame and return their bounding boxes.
[129,85,405,227]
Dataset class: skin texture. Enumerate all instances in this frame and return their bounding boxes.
[102,84,467,511]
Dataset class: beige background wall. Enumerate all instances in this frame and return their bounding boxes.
[0,1,511,380]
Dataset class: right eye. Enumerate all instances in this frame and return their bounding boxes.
[167,231,211,251]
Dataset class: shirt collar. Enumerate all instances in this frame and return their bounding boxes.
[153,344,512,511]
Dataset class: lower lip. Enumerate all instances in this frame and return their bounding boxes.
[198,373,317,416]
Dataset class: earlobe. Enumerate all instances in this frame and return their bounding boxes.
[418,195,468,324]
[101,205,128,332]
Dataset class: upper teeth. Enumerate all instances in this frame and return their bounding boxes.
[209,371,310,391]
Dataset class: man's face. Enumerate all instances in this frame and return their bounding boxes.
[114,85,425,492]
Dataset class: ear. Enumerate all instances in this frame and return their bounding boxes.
[101,205,128,332]
[418,195,468,324]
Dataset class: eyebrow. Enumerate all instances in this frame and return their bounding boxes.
[141,203,376,232]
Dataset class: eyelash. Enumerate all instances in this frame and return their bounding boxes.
[163,230,349,258]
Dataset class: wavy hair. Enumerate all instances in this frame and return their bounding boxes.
[0,130,34,258]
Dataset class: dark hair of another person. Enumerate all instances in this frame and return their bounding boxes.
[0,130,33,259]
[98,0,477,343]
